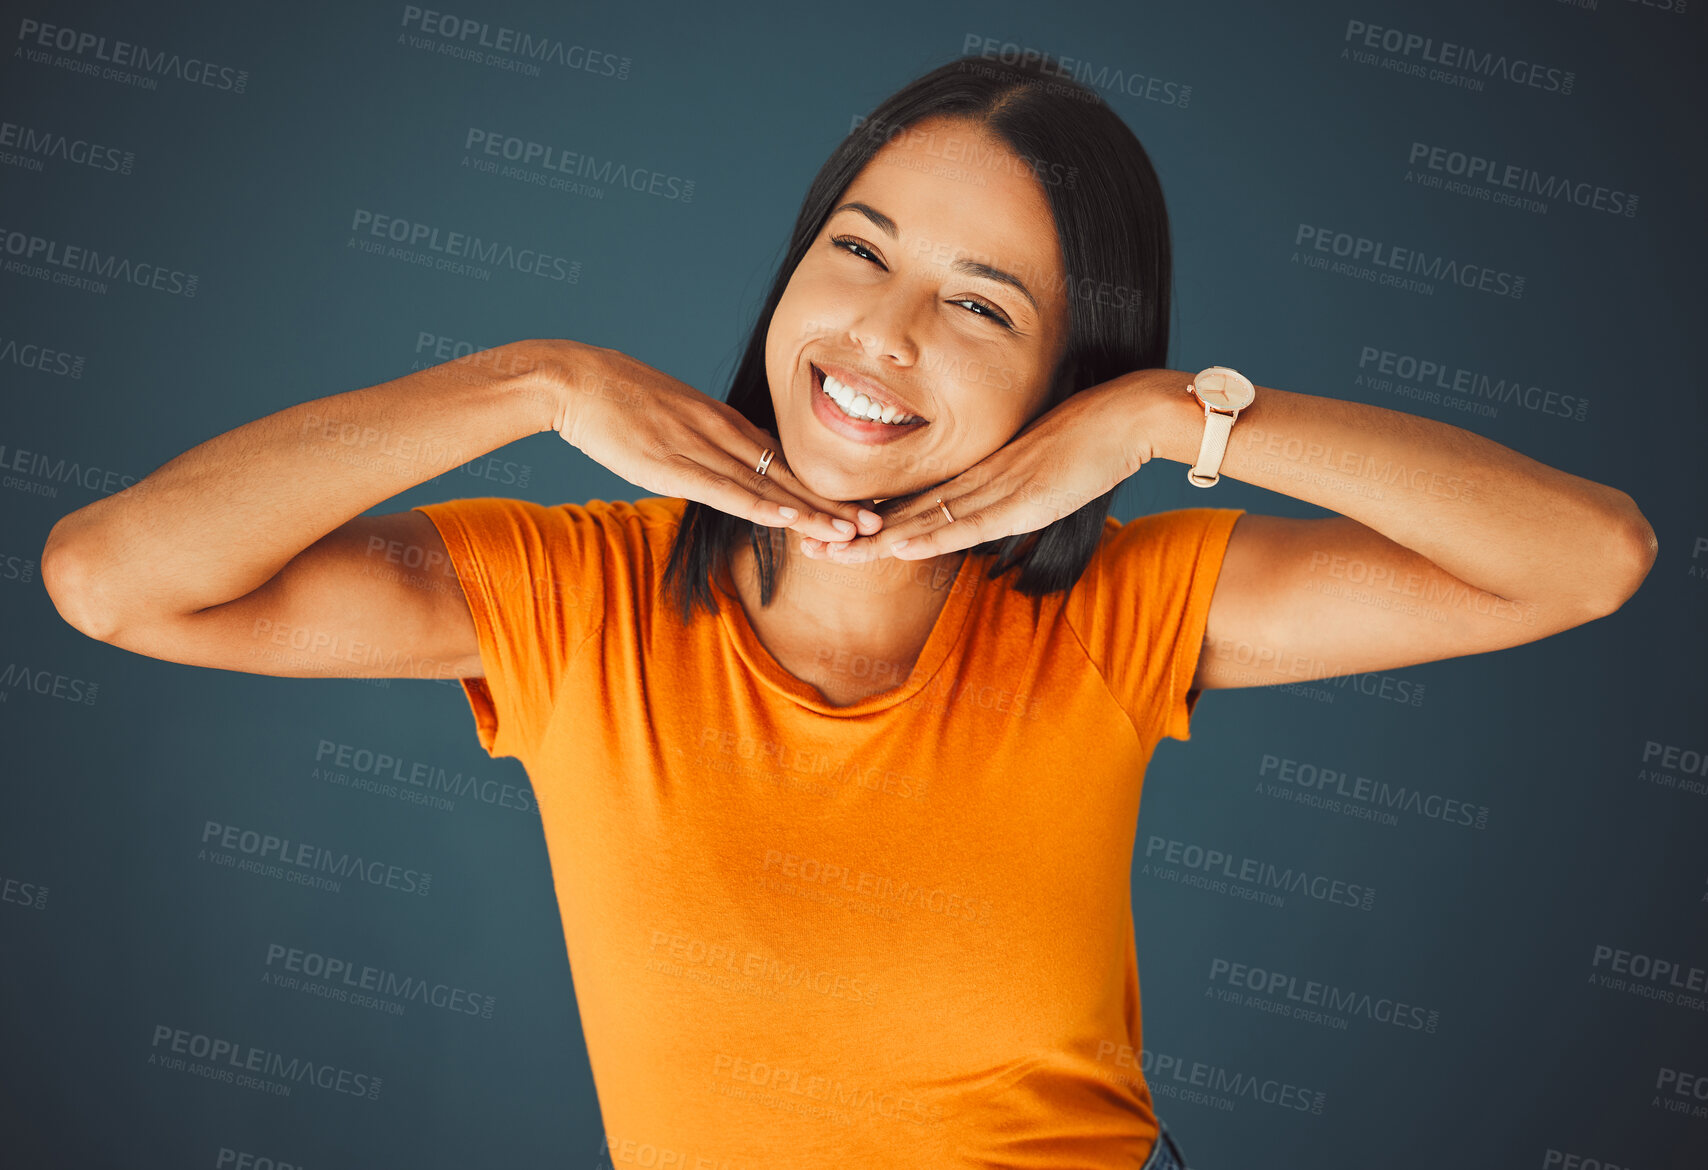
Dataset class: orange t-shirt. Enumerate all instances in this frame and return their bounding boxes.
[413,494,1244,1169]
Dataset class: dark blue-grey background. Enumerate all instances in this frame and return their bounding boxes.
[3,0,1705,1166]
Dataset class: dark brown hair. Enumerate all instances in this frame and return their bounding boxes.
[661,51,1174,624]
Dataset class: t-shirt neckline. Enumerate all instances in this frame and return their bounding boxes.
[711,549,984,716]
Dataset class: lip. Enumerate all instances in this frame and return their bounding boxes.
[813,361,928,424]
[808,363,929,444]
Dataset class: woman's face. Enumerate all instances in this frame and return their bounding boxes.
[765,115,1071,505]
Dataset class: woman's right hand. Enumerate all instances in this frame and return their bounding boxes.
[540,340,877,544]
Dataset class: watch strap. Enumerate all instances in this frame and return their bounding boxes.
[1187,408,1234,488]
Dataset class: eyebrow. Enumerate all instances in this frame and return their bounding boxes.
[830,201,1041,316]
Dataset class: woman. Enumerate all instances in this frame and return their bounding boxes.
[42,53,1656,1170]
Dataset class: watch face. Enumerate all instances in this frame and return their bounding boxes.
[1194,367,1255,410]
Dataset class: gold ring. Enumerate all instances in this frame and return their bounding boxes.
[937,498,954,524]
[755,448,774,476]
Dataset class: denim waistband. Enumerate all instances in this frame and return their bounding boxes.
[1139,1122,1188,1170]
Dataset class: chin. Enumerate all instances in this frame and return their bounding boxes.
[789,467,890,505]
[778,426,953,505]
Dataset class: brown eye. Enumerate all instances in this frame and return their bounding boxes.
[831,234,1012,329]
[830,235,883,265]
[950,296,1013,329]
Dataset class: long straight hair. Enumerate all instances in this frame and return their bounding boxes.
[661,52,1174,626]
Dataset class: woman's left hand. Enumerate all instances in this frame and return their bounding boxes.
[803,371,1159,563]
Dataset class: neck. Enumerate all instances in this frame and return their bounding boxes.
[728,526,967,646]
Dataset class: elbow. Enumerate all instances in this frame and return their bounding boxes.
[41,521,122,643]
[1587,495,1659,617]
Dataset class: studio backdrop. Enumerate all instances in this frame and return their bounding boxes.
[2,1,1705,1167]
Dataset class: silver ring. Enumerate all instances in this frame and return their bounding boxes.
[755,448,774,476]
[937,497,954,524]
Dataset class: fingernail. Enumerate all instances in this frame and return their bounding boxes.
[778,506,799,520]
[857,509,882,529]
[892,539,910,551]
[831,518,855,536]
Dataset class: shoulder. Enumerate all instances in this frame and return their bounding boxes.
[428,494,684,534]
[412,494,687,574]
[1063,507,1245,630]
[1084,507,1246,572]
[610,495,688,534]
[584,497,686,563]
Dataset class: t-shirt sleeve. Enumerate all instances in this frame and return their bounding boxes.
[1064,507,1245,744]
[410,496,607,762]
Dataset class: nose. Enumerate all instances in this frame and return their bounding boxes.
[843,284,921,367]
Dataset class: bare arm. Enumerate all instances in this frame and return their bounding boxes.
[1117,370,1658,691]
[39,339,569,678]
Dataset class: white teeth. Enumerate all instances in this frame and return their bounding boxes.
[821,372,918,425]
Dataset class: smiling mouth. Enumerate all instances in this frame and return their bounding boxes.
[811,364,929,427]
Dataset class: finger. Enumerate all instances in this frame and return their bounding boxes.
[760,463,875,541]
[667,432,824,533]
[869,486,937,524]
[812,535,882,564]
[856,494,995,561]
[707,448,867,542]
[687,425,841,538]
[679,458,805,528]
[724,433,878,541]
[877,495,965,547]
[806,488,951,562]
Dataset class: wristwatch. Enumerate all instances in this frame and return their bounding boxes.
[1184,366,1256,487]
